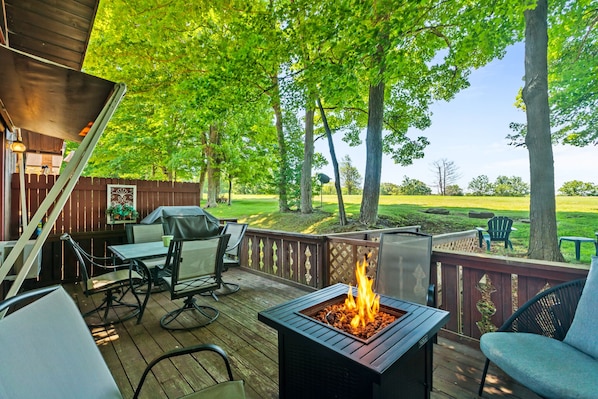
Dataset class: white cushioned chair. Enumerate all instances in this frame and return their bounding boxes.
[0,285,245,399]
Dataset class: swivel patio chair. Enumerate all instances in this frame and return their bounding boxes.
[203,222,248,299]
[479,258,598,398]
[61,233,150,327]
[476,216,514,250]
[0,285,246,399]
[126,223,169,293]
[160,235,230,330]
[126,223,165,244]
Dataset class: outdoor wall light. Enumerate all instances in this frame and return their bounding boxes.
[10,140,26,154]
[79,121,93,137]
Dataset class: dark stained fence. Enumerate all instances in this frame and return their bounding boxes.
[241,228,327,289]
[432,250,588,340]
[4,174,200,297]
[10,174,201,238]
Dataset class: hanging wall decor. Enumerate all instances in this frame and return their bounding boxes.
[106,184,138,224]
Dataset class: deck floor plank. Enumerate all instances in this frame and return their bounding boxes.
[65,269,540,399]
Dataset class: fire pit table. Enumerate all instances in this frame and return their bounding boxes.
[258,283,450,399]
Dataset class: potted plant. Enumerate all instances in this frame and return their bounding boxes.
[106,203,139,223]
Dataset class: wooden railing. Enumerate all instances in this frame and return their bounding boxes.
[433,250,589,339]
[240,226,423,289]
[239,227,589,340]
[241,228,327,289]
[7,226,591,344]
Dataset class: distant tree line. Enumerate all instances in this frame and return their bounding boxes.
[468,175,530,196]
[558,180,598,196]
[379,174,529,196]
[322,174,597,197]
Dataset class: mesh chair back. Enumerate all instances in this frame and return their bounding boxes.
[222,222,248,258]
[168,235,230,297]
[375,231,433,305]
[126,224,164,243]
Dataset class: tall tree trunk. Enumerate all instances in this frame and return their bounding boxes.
[272,77,290,212]
[198,132,207,207]
[300,106,314,214]
[317,99,347,226]
[198,167,206,207]
[206,125,221,208]
[523,0,564,262]
[227,175,232,206]
[359,81,385,225]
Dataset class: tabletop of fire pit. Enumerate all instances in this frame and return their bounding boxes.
[258,283,450,374]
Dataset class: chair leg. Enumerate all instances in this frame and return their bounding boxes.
[135,265,167,294]
[478,358,491,397]
[160,296,219,330]
[136,279,151,324]
[214,281,241,296]
[83,287,142,327]
[200,282,240,300]
[200,290,220,301]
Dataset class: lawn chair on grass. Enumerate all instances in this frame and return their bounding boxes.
[476,216,514,250]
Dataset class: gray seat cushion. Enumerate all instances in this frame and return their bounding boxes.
[564,255,598,358]
[0,287,122,398]
[480,332,598,399]
[180,380,246,399]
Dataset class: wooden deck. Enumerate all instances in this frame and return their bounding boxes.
[68,268,540,399]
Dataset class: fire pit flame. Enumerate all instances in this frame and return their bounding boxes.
[345,255,380,329]
[304,255,400,341]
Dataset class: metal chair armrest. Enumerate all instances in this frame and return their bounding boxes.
[133,344,236,399]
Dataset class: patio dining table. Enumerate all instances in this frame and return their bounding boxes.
[109,241,171,291]
[109,241,170,262]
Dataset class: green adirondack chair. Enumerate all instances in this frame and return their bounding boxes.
[476,216,514,250]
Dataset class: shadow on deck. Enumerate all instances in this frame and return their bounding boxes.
[66,268,540,399]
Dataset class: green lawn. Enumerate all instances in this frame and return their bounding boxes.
[206,194,598,264]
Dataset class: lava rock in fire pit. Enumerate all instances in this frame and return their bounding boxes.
[314,303,397,340]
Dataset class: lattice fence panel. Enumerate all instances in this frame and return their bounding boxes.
[433,236,479,252]
[328,242,379,285]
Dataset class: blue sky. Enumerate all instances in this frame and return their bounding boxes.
[314,43,596,192]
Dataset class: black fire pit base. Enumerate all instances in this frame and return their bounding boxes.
[258,283,450,399]
[280,328,430,399]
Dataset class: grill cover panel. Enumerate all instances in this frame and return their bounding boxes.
[141,206,219,239]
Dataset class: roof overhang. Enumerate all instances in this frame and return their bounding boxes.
[0,45,116,143]
[3,0,99,70]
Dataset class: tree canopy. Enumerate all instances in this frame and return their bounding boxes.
[548,0,598,146]
[80,0,589,226]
